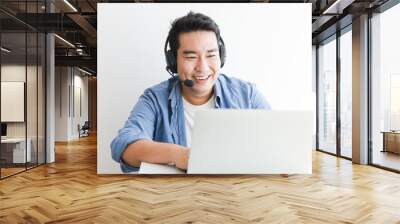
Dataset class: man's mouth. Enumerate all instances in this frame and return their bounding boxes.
[193,75,211,81]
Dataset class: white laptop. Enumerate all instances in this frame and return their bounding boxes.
[139,110,313,174]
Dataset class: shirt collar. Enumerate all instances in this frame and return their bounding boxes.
[168,76,181,108]
[213,76,222,108]
[168,74,223,108]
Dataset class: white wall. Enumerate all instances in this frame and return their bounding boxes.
[98,3,312,174]
[55,67,89,141]
[55,67,69,141]
[1,65,39,137]
[1,65,26,139]
[72,72,89,138]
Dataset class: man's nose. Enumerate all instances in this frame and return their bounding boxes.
[195,57,210,73]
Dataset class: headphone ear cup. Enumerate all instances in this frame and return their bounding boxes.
[166,50,177,74]
[219,43,226,68]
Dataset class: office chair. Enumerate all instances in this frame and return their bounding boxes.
[79,121,90,138]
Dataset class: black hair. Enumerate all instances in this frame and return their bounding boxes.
[167,11,222,57]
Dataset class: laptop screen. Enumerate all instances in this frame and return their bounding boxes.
[1,123,7,137]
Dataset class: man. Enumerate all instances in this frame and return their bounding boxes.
[111,12,271,173]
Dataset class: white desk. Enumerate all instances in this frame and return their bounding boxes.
[139,162,185,174]
[1,138,32,163]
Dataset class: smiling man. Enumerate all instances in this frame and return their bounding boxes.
[111,12,271,172]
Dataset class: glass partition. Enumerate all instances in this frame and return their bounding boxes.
[0,1,46,179]
[27,31,38,169]
[1,31,28,177]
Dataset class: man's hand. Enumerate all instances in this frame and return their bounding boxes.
[173,147,190,170]
[122,140,192,170]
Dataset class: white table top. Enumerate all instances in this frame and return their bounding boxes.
[1,138,29,143]
[139,162,185,174]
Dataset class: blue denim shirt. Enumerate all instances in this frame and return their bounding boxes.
[110,74,271,172]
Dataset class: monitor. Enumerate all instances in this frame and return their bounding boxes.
[1,123,7,137]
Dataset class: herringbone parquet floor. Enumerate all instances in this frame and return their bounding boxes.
[1,134,400,224]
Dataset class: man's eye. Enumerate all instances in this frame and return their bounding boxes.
[185,56,197,59]
[207,55,216,58]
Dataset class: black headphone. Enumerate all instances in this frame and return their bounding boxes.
[164,33,226,74]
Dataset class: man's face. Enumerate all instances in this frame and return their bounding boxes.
[176,31,221,97]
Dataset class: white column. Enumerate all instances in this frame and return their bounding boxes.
[46,32,55,163]
[352,14,369,164]
[45,1,56,163]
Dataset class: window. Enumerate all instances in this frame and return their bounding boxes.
[371,2,400,171]
[318,36,337,155]
[340,28,352,158]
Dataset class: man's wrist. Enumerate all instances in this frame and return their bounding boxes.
[169,145,182,165]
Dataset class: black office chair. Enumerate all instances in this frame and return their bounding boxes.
[79,121,90,138]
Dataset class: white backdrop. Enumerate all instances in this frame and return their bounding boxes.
[98,3,312,174]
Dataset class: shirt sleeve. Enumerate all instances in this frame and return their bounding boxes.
[250,84,272,109]
[110,89,157,173]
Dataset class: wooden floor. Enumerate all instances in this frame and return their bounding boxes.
[1,163,45,178]
[1,135,400,223]
[1,167,26,178]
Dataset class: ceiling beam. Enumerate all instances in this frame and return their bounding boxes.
[55,55,96,69]
[67,13,97,46]
[322,0,356,14]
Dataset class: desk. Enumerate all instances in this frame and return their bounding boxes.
[381,131,400,154]
[1,138,31,164]
[139,162,185,174]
